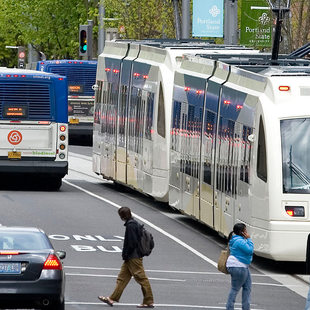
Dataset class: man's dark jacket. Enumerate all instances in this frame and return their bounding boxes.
[122,218,141,261]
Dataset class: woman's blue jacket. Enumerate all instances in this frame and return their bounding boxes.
[229,235,254,265]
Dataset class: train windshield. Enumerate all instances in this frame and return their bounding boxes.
[281,118,310,193]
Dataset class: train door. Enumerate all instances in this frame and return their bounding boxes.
[142,91,154,193]
[179,101,189,213]
[106,69,121,179]
[200,109,218,228]
[236,124,253,225]
[99,81,110,177]
[92,80,103,174]
[116,83,129,184]
[169,99,182,210]
[215,116,236,236]
[126,86,144,190]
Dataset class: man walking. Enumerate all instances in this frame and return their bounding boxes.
[98,207,154,308]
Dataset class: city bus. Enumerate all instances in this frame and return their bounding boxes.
[36,60,97,139]
[0,68,68,190]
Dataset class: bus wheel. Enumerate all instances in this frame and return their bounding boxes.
[50,177,62,191]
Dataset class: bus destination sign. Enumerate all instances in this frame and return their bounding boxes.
[69,84,84,94]
[3,105,28,118]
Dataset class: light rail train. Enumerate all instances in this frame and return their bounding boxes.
[92,40,310,262]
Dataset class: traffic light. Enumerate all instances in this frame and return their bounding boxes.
[79,25,92,58]
[18,46,26,69]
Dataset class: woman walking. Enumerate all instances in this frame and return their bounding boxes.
[226,223,254,310]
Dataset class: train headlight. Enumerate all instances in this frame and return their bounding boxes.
[285,206,305,217]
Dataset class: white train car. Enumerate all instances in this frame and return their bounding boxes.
[171,53,310,261]
[92,40,310,261]
[93,41,259,201]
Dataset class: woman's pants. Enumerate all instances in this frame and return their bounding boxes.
[226,267,251,310]
[110,258,153,305]
[305,284,310,310]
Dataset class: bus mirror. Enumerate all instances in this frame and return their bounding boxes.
[248,134,255,143]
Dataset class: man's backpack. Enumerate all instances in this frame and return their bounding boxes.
[138,224,154,257]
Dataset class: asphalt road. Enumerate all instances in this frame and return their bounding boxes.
[0,144,308,310]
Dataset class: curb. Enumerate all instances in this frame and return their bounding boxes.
[296,275,310,285]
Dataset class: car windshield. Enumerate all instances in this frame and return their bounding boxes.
[281,118,310,193]
[0,231,51,251]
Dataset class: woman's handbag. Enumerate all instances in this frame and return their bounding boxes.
[217,246,230,274]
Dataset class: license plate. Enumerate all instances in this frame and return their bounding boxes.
[0,263,21,274]
[8,151,21,159]
[69,118,79,124]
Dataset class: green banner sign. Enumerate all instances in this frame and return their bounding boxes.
[240,0,272,48]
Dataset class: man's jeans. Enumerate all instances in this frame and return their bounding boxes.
[226,267,251,310]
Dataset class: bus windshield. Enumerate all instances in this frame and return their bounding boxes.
[281,118,310,193]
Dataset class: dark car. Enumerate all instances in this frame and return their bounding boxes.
[0,226,66,309]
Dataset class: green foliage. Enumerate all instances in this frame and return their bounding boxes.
[0,0,89,66]
[0,0,176,66]
[102,0,175,39]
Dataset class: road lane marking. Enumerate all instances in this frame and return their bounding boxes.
[65,301,265,309]
[66,273,185,282]
[64,265,291,277]
[65,271,297,287]
[63,179,218,268]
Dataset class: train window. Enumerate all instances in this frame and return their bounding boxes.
[128,87,138,151]
[157,84,166,138]
[135,89,143,154]
[118,85,127,147]
[94,81,102,125]
[257,116,267,182]
[172,101,181,151]
[281,118,310,193]
[144,92,154,140]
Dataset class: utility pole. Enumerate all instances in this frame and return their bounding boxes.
[224,0,238,45]
[173,0,181,40]
[98,2,105,55]
[181,0,191,39]
[266,0,291,64]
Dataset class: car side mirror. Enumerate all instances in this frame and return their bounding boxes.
[56,250,66,260]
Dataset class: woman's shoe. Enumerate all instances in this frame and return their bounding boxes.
[137,304,154,308]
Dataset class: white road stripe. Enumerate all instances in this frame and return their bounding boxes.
[65,301,264,309]
[66,273,185,282]
[64,265,290,277]
[63,179,218,268]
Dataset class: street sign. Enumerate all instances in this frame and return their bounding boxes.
[240,0,272,47]
[192,0,224,38]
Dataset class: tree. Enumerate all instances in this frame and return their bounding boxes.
[102,0,175,39]
[0,0,92,66]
